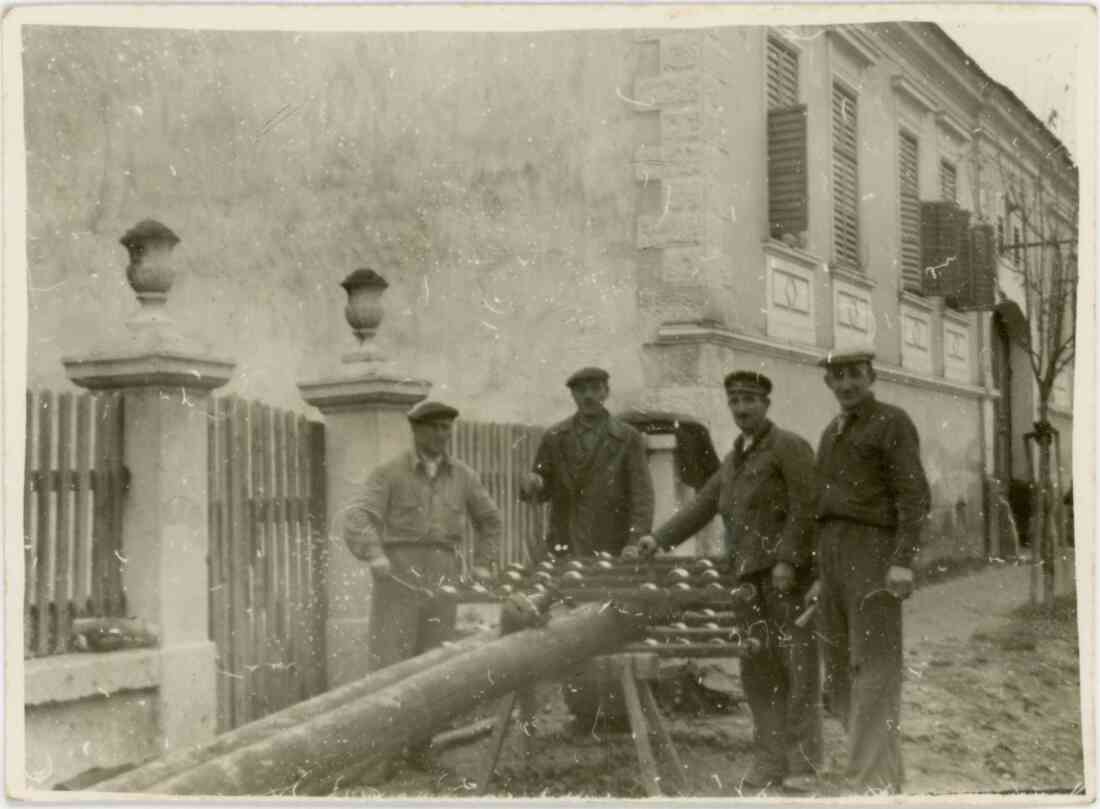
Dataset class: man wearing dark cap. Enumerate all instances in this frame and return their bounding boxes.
[633,370,821,791]
[812,351,930,794]
[342,400,502,769]
[519,367,654,558]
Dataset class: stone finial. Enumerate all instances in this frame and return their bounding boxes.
[340,268,390,365]
[121,220,181,303]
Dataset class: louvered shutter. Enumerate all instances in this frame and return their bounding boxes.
[899,132,921,292]
[945,208,973,307]
[968,224,997,309]
[940,160,957,203]
[766,38,799,110]
[920,201,962,296]
[768,105,808,240]
[832,85,859,269]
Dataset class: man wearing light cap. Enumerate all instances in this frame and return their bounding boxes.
[342,399,502,769]
[812,351,930,794]
[520,367,654,558]
[634,370,821,791]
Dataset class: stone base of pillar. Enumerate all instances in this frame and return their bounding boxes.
[158,641,217,753]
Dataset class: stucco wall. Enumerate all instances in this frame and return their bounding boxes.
[23,26,651,423]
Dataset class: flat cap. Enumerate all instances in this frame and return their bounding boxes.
[407,400,460,424]
[566,366,610,388]
[723,370,773,396]
[818,350,876,369]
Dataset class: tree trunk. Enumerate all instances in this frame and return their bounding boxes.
[95,629,497,793]
[135,603,647,796]
[1035,410,1057,613]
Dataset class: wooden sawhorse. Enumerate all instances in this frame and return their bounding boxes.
[474,653,688,796]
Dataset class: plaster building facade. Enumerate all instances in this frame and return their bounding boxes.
[23,22,1076,563]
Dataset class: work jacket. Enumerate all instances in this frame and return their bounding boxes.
[654,421,817,578]
[524,411,655,556]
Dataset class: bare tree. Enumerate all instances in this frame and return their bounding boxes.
[993,147,1077,611]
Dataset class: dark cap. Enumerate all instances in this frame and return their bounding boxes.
[723,370,773,396]
[407,400,459,424]
[818,350,876,369]
[566,366,610,388]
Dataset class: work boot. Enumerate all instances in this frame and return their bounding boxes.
[781,772,820,793]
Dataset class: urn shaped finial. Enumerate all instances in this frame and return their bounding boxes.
[341,268,390,345]
[121,220,181,305]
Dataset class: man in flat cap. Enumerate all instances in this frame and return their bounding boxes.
[811,351,930,794]
[520,367,654,558]
[342,400,502,769]
[634,370,821,791]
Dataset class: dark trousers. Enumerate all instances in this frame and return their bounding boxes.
[740,570,823,779]
[817,521,905,793]
[368,545,459,755]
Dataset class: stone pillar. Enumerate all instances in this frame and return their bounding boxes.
[645,433,698,557]
[298,269,430,689]
[62,221,234,753]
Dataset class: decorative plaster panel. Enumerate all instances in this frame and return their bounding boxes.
[765,248,816,345]
[832,277,874,352]
[900,299,933,375]
[943,318,972,382]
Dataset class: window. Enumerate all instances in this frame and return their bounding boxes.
[940,160,957,203]
[766,36,807,241]
[899,131,921,292]
[766,37,799,110]
[832,83,860,269]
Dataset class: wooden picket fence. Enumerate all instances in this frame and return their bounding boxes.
[452,421,546,568]
[207,396,327,732]
[23,390,127,658]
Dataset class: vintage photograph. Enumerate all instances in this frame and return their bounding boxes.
[4,3,1091,801]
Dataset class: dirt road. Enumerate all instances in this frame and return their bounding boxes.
[339,560,1084,799]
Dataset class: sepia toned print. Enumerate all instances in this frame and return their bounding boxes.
[6,6,1089,802]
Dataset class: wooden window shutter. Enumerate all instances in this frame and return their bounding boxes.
[832,84,859,269]
[967,223,998,309]
[940,160,958,203]
[766,37,799,110]
[899,132,921,292]
[920,200,962,296]
[768,105,808,240]
[944,207,973,308]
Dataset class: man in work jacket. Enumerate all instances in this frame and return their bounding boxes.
[342,400,502,768]
[812,351,930,794]
[634,371,822,791]
[520,366,654,557]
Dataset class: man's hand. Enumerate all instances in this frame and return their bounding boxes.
[803,578,822,608]
[886,565,915,600]
[771,561,796,594]
[470,565,493,583]
[369,556,392,580]
[519,473,544,499]
[622,535,658,559]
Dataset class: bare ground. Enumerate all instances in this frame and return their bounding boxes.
[336,561,1085,799]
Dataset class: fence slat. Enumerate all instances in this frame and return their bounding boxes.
[248,401,267,721]
[54,393,75,653]
[228,397,251,728]
[24,392,37,657]
[285,413,303,702]
[73,395,93,619]
[35,392,55,656]
[209,397,231,733]
[307,421,327,696]
[270,408,289,711]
